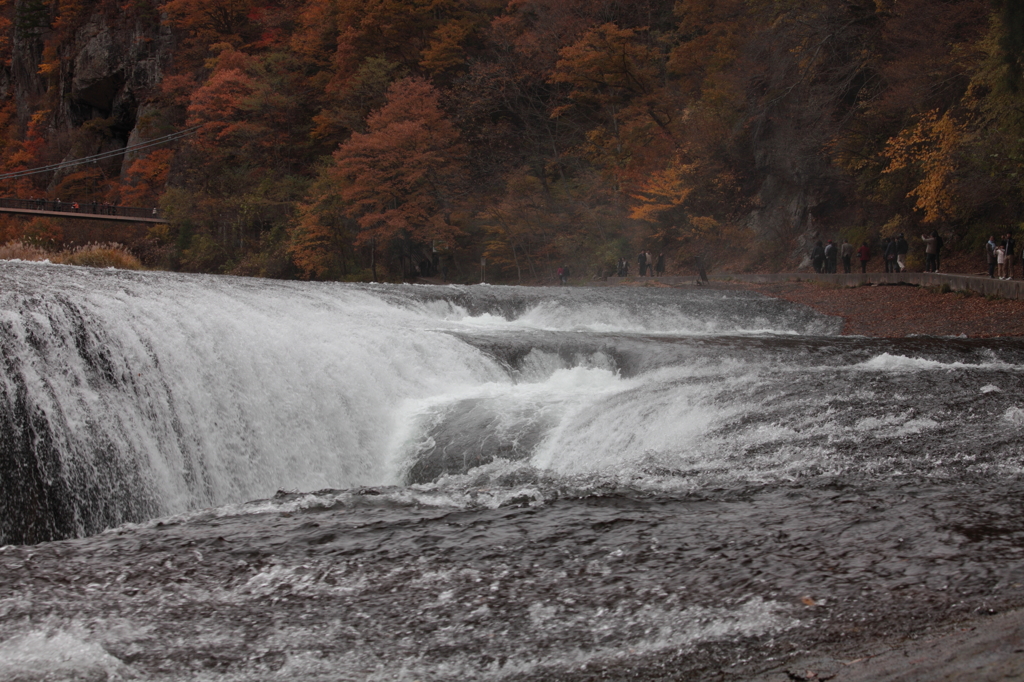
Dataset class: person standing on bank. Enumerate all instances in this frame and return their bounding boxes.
[987,235,998,278]
[840,238,853,273]
[655,253,665,277]
[921,232,938,272]
[858,240,871,273]
[895,233,908,272]
[637,251,647,277]
[1004,232,1016,280]
[884,237,898,273]
[811,241,825,273]
[828,240,840,273]
[880,237,897,272]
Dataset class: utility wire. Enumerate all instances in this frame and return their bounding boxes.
[0,126,201,182]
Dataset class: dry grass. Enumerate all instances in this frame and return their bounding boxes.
[0,240,50,261]
[53,243,142,270]
[0,240,143,270]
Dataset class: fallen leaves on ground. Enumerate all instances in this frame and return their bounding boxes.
[738,282,1024,338]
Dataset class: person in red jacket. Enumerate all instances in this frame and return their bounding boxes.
[857,241,871,273]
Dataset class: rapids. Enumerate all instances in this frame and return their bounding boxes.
[3,260,1024,680]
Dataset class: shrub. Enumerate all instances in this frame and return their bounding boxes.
[53,243,142,270]
[179,233,227,272]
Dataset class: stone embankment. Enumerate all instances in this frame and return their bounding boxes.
[606,272,1024,300]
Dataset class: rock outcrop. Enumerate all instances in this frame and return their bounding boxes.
[6,3,175,187]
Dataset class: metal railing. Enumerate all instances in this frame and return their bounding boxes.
[0,197,160,220]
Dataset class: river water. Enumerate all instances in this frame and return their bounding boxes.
[3,261,1024,680]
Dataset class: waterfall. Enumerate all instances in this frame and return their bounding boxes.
[0,264,506,542]
[14,260,966,545]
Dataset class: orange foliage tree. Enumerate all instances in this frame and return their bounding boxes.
[120,149,175,206]
[290,77,465,278]
[550,22,671,167]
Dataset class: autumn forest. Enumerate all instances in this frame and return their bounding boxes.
[0,0,1022,282]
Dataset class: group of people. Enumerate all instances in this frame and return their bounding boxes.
[556,265,570,285]
[810,238,857,274]
[616,251,665,277]
[811,232,941,274]
[881,233,913,272]
[52,199,123,215]
[986,233,1017,279]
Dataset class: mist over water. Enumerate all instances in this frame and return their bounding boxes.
[4,261,1024,680]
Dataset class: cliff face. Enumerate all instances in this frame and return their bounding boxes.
[7,1,174,187]
[8,0,46,123]
[67,15,170,130]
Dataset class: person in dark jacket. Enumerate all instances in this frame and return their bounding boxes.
[987,235,998,278]
[811,241,825,273]
[1004,232,1015,280]
[884,237,898,273]
[895,234,909,272]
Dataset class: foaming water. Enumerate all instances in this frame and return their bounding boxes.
[854,351,1021,372]
[0,263,516,542]
[6,263,1024,679]
[8,262,1024,543]
[0,263,846,543]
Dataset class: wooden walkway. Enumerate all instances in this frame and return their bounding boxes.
[0,198,167,223]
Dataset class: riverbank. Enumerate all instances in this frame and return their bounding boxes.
[722,280,1024,338]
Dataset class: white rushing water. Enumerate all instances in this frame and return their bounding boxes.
[7,260,1024,545]
[0,265,493,532]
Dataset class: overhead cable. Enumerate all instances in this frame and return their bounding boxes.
[0,126,201,182]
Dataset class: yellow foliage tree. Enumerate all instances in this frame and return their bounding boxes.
[628,160,697,224]
[882,109,967,224]
[420,21,471,74]
[289,175,352,279]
